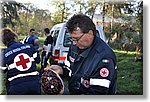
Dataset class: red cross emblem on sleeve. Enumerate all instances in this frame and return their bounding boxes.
[100,68,109,77]
[83,80,90,88]
[14,53,32,71]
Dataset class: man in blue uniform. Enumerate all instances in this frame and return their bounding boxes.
[0,28,41,95]
[23,28,40,50]
[40,28,53,74]
[46,14,117,95]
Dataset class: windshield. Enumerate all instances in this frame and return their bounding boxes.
[51,30,59,46]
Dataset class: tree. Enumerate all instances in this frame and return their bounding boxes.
[70,0,87,14]
[85,0,102,19]
[1,0,26,28]
[135,1,143,52]
[51,0,70,24]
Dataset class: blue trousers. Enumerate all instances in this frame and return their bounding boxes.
[8,78,41,95]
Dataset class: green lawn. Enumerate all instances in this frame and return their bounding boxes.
[115,50,143,95]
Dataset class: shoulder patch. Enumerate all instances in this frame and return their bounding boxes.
[100,68,109,77]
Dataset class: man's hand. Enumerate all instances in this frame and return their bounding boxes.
[38,46,43,52]
[45,65,63,74]
[34,39,40,45]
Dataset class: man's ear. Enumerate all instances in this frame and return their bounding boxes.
[88,30,94,35]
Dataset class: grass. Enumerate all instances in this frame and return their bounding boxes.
[114,50,143,95]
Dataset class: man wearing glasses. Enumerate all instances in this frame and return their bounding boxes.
[46,14,117,95]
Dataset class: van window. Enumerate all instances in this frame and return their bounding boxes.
[52,30,59,46]
[50,31,54,35]
[63,30,71,47]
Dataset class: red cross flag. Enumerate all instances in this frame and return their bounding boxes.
[14,53,32,71]
[100,68,109,77]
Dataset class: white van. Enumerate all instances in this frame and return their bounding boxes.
[50,23,107,65]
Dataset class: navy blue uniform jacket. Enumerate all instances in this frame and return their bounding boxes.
[2,41,41,94]
[62,36,117,95]
[24,35,39,50]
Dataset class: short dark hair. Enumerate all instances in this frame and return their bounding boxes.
[1,28,18,46]
[30,28,35,32]
[66,14,96,34]
[44,28,50,34]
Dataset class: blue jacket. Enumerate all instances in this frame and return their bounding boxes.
[2,41,40,86]
[62,36,117,95]
[24,35,39,50]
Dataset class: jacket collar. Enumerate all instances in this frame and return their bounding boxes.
[7,41,18,47]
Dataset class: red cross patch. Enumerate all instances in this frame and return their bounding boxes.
[14,53,32,71]
[83,80,90,88]
[100,68,109,77]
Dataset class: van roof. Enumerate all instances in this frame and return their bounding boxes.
[51,23,66,31]
[53,23,65,27]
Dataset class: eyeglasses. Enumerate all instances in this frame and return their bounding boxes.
[69,33,85,42]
